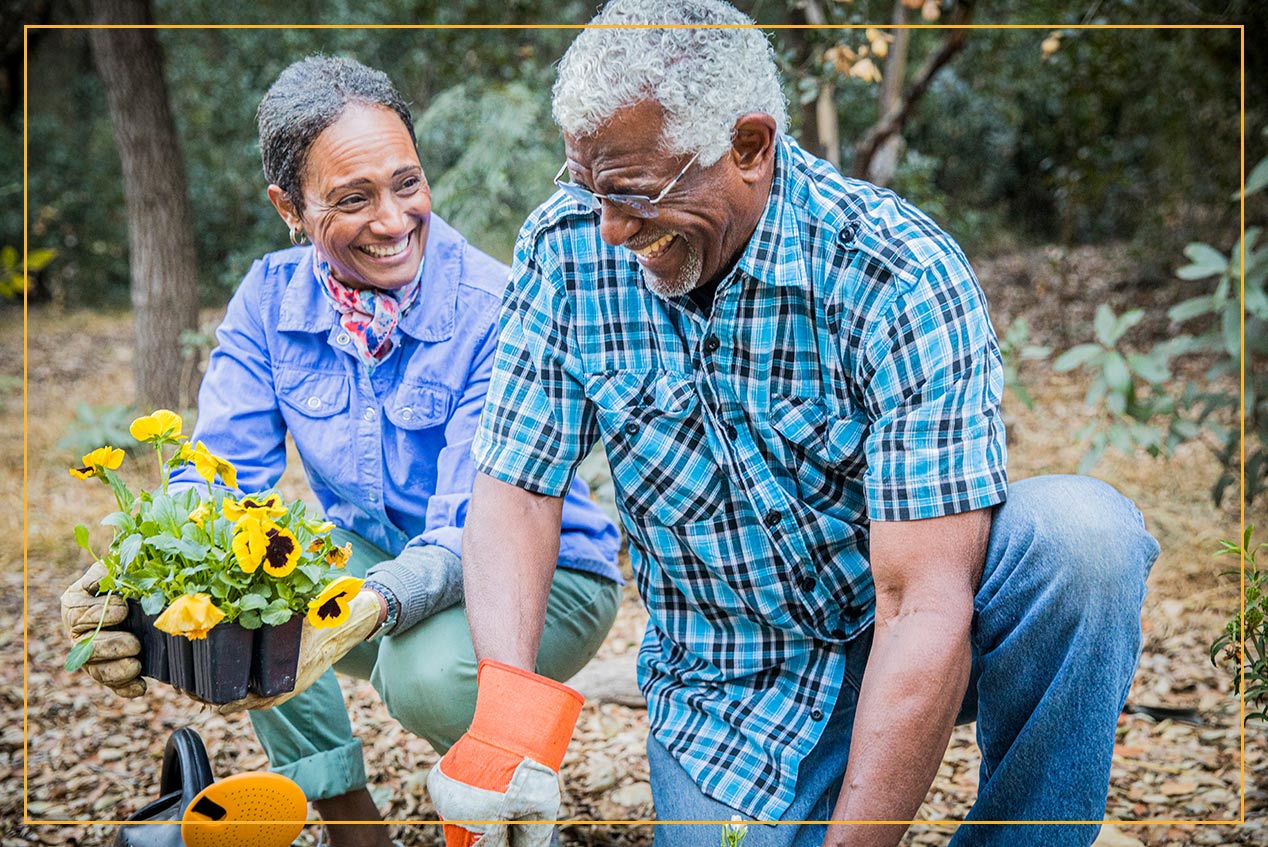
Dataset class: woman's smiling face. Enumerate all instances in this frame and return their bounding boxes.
[284,103,431,291]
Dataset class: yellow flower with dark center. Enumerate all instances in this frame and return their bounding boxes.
[188,501,213,529]
[261,525,301,578]
[153,593,225,640]
[129,409,185,443]
[69,446,125,480]
[232,516,271,574]
[223,493,287,522]
[179,441,238,489]
[325,542,352,569]
[307,576,364,628]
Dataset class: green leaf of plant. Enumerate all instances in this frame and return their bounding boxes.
[1053,343,1103,372]
[117,533,143,568]
[65,636,95,672]
[1240,156,1268,199]
[238,609,262,629]
[1166,296,1213,324]
[141,592,166,615]
[1177,242,1228,280]
[1103,352,1131,394]
[1093,305,1117,347]
[238,593,268,611]
[74,524,91,551]
[261,606,293,626]
[1127,352,1171,384]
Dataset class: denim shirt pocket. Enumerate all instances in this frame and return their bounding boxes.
[385,382,453,431]
[276,368,351,419]
[586,370,715,525]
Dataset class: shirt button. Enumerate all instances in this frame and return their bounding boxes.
[306,396,321,410]
[703,334,720,354]
[763,509,782,528]
[336,332,351,345]
[399,407,413,420]
[624,421,639,436]
[725,424,738,440]
[363,408,377,422]
[799,576,817,592]
[837,224,857,246]
[811,708,825,721]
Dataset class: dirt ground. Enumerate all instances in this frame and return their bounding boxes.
[3,243,1265,845]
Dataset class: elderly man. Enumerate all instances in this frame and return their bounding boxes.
[427,1,1160,845]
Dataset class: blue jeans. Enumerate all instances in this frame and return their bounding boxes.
[648,475,1160,847]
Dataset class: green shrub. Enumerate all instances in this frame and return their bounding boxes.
[1210,526,1267,723]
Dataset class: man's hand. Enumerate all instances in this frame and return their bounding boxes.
[823,509,992,847]
[214,589,381,714]
[60,562,145,698]
[427,660,583,847]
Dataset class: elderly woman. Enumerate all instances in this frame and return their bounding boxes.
[61,55,623,847]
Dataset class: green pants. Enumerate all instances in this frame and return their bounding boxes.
[248,529,622,801]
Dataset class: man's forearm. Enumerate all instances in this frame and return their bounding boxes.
[462,472,564,669]
[823,607,973,847]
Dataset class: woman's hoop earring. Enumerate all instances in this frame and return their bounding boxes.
[289,226,308,246]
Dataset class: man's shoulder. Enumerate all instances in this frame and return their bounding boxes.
[780,141,969,287]
[517,192,602,263]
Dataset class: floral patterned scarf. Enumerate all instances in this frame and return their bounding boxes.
[313,250,423,368]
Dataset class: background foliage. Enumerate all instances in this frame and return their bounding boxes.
[7,0,1257,306]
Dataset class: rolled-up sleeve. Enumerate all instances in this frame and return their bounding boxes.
[859,251,1009,521]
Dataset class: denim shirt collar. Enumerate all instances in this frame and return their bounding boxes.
[277,212,464,342]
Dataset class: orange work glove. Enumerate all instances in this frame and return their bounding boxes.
[427,659,584,846]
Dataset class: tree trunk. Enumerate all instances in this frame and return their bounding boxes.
[88,0,199,410]
[854,1,975,183]
[869,0,910,186]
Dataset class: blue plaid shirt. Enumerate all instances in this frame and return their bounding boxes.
[472,136,1007,819]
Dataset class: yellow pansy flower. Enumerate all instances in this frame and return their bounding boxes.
[222,493,287,522]
[129,409,185,443]
[69,446,125,480]
[188,501,213,529]
[232,515,301,578]
[179,441,238,489]
[260,525,302,578]
[306,576,364,629]
[153,593,225,640]
[326,542,352,569]
[232,515,271,574]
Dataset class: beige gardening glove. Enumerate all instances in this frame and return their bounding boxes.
[214,589,381,715]
[60,561,146,698]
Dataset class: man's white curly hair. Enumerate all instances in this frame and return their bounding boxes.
[552,0,788,166]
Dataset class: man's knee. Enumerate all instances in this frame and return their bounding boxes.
[989,474,1159,603]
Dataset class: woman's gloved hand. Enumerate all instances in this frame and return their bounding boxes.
[59,562,146,698]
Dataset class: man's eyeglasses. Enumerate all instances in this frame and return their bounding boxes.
[554,152,700,219]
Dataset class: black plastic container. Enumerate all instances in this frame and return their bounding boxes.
[166,632,197,694]
[191,622,254,703]
[251,616,303,697]
[125,599,169,683]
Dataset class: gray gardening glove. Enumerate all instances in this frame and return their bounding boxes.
[60,561,146,698]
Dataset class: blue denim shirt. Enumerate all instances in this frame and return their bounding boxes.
[172,213,622,584]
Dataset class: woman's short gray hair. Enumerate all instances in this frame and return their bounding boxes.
[552,0,788,165]
[257,55,415,213]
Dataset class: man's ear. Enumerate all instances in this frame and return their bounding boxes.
[266,184,302,231]
[730,113,777,184]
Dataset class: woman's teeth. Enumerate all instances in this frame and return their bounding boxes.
[630,233,676,260]
[360,238,409,258]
